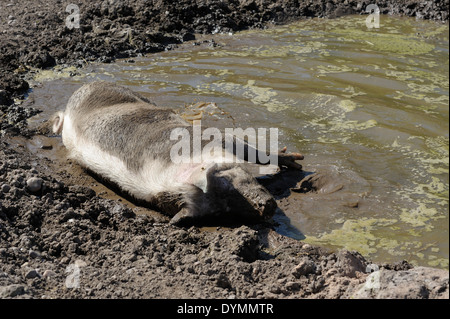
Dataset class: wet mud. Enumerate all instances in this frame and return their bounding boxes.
[1,135,448,299]
[1,0,448,109]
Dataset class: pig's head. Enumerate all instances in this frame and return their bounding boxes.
[171,163,277,226]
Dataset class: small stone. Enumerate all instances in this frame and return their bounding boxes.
[25,269,41,279]
[345,201,359,208]
[336,249,367,278]
[29,250,41,259]
[0,284,25,298]
[269,285,281,294]
[26,177,43,192]
[285,281,300,291]
[75,259,87,268]
[1,184,11,193]
[125,268,136,275]
[43,270,57,278]
[292,258,317,278]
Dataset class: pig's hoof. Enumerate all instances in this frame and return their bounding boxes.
[170,208,195,227]
[278,146,304,170]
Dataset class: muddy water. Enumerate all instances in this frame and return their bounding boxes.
[27,15,448,268]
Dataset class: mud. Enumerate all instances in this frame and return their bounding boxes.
[0,0,449,299]
[1,0,448,110]
[1,137,448,299]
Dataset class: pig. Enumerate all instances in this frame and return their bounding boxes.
[52,81,303,225]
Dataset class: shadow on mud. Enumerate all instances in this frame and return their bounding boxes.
[256,168,315,241]
[86,164,313,231]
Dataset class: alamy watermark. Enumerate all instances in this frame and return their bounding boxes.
[169,121,280,172]
[365,4,380,29]
[65,4,80,29]
[65,263,81,288]
[65,260,86,289]
[64,3,382,30]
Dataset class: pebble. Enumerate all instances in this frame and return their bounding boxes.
[174,266,182,273]
[125,268,136,275]
[1,184,11,193]
[75,259,87,268]
[0,284,25,298]
[29,250,41,259]
[285,281,300,291]
[26,177,43,192]
[43,270,57,278]
[25,269,41,279]
[292,258,317,278]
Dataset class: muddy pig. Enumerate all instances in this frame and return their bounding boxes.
[52,81,303,225]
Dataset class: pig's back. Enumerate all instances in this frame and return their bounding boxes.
[66,81,153,115]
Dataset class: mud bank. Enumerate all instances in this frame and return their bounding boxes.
[0,0,449,299]
[1,0,449,109]
[1,140,448,299]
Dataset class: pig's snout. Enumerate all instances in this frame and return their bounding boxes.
[210,165,277,221]
[237,183,276,220]
[252,188,277,219]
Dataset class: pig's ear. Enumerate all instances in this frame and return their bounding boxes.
[52,112,64,134]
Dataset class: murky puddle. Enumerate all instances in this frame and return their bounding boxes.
[25,15,449,268]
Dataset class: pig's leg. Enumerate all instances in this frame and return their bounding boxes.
[225,135,304,170]
[169,207,195,226]
[277,146,304,170]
